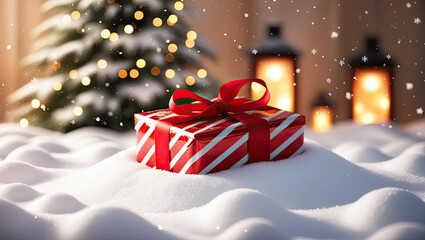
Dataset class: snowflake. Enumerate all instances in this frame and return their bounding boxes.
[95,117,100,122]
[362,55,368,62]
[386,54,391,60]
[251,49,258,55]
[326,78,332,84]
[414,17,421,24]
[339,60,345,66]
[120,122,123,126]
[237,45,242,50]
[40,105,46,111]
[224,33,227,36]
[311,49,317,55]
[406,2,411,8]
[330,31,339,39]
[345,92,352,100]
[406,82,414,90]
[244,13,249,18]
[417,107,423,115]
[71,120,76,125]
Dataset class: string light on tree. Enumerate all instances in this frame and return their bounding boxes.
[185,39,195,48]
[187,30,197,40]
[97,59,108,69]
[81,77,91,86]
[165,53,174,62]
[185,76,196,86]
[129,69,139,78]
[167,14,178,26]
[151,66,160,76]
[118,69,128,78]
[168,43,178,53]
[136,59,146,68]
[53,82,62,91]
[174,1,184,11]
[109,32,119,41]
[165,69,175,79]
[197,69,207,78]
[20,118,29,128]
[69,70,79,79]
[73,106,83,116]
[31,99,41,109]
[124,24,134,34]
[134,10,144,20]
[71,11,81,20]
[52,61,61,70]
[101,29,111,39]
[153,17,163,27]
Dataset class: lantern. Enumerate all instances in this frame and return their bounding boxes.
[349,36,394,124]
[311,93,334,132]
[251,22,299,112]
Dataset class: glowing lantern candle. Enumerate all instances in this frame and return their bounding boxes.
[251,23,299,112]
[349,36,394,124]
[311,93,334,132]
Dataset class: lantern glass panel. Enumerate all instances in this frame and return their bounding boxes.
[353,68,391,124]
[253,57,295,112]
[312,106,333,132]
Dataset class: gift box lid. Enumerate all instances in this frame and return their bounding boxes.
[135,108,305,143]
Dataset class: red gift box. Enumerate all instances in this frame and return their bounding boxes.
[134,79,305,174]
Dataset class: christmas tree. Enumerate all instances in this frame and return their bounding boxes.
[10,0,217,132]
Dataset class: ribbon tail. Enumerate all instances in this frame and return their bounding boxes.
[155,116,193,171]
[228,113,270,163]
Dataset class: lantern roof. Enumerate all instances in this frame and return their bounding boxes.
[349,36,393,68]
[252,22,299,58]
[312,92,334,108]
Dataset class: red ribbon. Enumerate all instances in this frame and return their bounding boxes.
[155,79,271,172]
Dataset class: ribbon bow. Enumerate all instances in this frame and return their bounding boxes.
[155,79,272,173]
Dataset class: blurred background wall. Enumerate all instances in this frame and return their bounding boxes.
[1,0,424,124]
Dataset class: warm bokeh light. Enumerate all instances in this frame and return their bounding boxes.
[73,106,83,116]
[129,69,139,78]
[353,69,391,124]
[53,82,62,91]
[185,76,196,86]
[136,59,146,68]
[100,29,111,39]
[134,10,144,20]
[71,11,81,20]
[165,69,175,79]
[20,118,29,128]
[124,24,134,34]
[31,99,41,109]
[165,53,174,62]
[52,61,61,70]
[153,17,162,27]
[311,106,333,132]
[151,66,160,76]
[185,39,195,48]
[81,76,91,86]
[69,69,79,79]
[187,30,197,40]
[168,14,178,25]
[97,59,108,69]
[109,32,119,41]
[197,69,207,78]
[253,57,295,112]
[174,1,184,11]
[168,43,178,53]
[118,69,128,78]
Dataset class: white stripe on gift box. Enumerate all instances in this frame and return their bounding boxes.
[134,112,162,131]
[290,144,304,157]
[199,113,300,174]
[179,110,286,174]
[141,120,207,165]
[169,118,230,169]
[270,126,304,160]
[136,114,178,154]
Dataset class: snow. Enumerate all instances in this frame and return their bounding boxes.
[0,121,424,239]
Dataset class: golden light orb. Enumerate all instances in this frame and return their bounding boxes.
[185,39,195,48]
[174,1,184,11]
[109,32,119,41]
[52,61,61,70]
[106,0,115,3]
[165,53,174,62]
[97,59,108,69]
[165,69,175,79]
[129,69,139,78]
[136,59,146,68]
[124,24,134,34]
[20,118,29,128]
[53,82,62,91]
[118,69,128,78]
[168,43,178,53]
[134,11,144,20]
[187,30,197,40]
[100,29,111,39]
[73,106,83,116]
[168,14,178,25]
[153,17,163,27]
[71,11,81,20]
[151,66,160,76]
[81,76,91,86]
[31,99,41,109]
[69,69,79,79]
[185,76,196,86]
[197,69,207,78]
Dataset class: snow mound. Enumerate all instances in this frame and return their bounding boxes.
[4,144,65,168]
[333,142,390,163]
[66,142,123,166]
[30,192,86,214]
[0,199,56,240]
[216,218,287,240]
[343,188,425,232]
[367,222,425,240]
[61,206,176,240]
[0,161,53,184]
[29,136,70,153]
[0,135,28,159]
[0,183,41,202]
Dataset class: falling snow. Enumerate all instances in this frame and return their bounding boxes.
[406,2,412,8]
[244,13,249,18]
[414,17,421,24]
[326,78,332,84]
[311,49,317,55]
[406,82,414,90]
[339,60,345,66]
[6,45,11,50]
[417,107,423,115]
[237,45,242,50]
[251,49,258,55]
[362,56,368,62]
[386,54,391,60]
[330,31,339,39]
[345,92,352,100]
